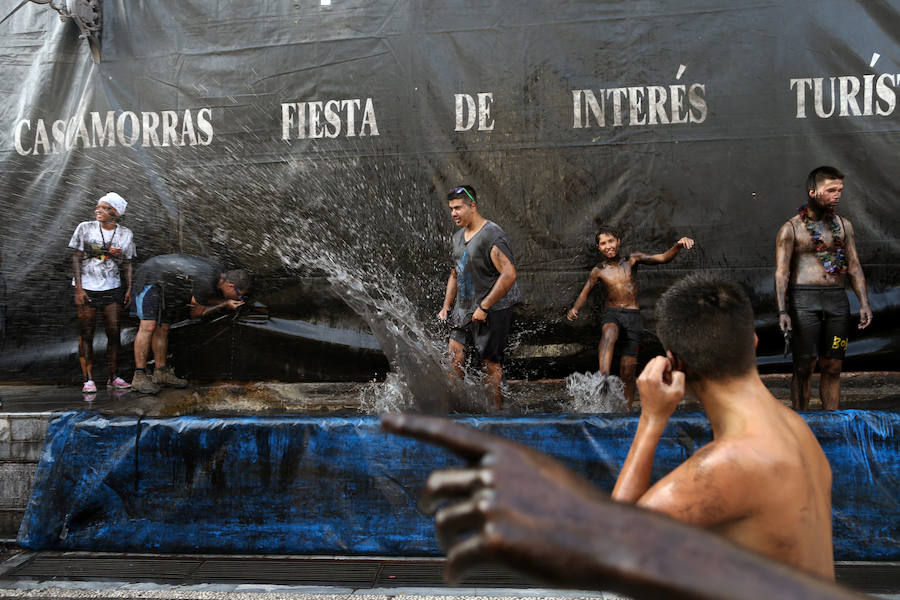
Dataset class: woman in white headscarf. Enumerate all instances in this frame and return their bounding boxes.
[68,192,136,395]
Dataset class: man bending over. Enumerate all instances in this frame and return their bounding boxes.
[131,254,250,394]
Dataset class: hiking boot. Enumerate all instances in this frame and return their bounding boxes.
[107,376,132,390]
[131,370,161,394]
[153,365,188,388]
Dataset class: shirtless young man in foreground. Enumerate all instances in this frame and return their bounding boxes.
[383,275,845,597]
[567,227,694,407]
[612,273,834,579]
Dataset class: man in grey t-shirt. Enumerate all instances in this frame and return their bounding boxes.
[438,185,521,410]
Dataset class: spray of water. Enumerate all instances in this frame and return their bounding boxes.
[564,371,628,413]
[162,152,495,413]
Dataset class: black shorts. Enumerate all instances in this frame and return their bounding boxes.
[450,306,515,363]
[790,286,850,360]
[134,284,186,324]
[600,307,643,357]
[83,287,125,308]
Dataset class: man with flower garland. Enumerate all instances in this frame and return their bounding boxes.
[774,166,872,410]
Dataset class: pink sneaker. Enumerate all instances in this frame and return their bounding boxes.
[108,376,132,390]
[82,380,97,393]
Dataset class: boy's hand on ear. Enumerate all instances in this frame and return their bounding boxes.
[636,356,684,424]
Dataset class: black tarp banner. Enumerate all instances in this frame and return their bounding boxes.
[1,1,898,383]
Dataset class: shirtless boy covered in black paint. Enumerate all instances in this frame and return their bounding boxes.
[567,227,694,408]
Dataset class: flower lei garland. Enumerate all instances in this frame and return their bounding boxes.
[798,204,847,274]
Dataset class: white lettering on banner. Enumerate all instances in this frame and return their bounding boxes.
[572,83,707,128]
[12,108,214,156]
[790,74,898,118]
[281,98,379,140]
[455,93,494,131]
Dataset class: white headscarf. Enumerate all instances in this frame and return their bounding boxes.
[98,192,127,217]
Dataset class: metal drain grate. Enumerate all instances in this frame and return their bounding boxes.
[835,563,900,595]
[191,558,379,584]
[376,561,530,587]
[3,554,534,588]
[12,556,202,580]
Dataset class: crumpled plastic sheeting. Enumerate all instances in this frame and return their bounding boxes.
[18,410,900,559]
[1,0,899,382]
[806,411,900,560]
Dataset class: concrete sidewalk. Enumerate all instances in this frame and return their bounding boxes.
[0,550,619,599]
[1,551,898,600]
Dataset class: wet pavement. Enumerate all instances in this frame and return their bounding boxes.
[1,372,898,416]
[0,382,367,417]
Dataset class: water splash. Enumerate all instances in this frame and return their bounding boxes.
[564,371,628,413]
[163,152,497,413]
[358,373,411,414]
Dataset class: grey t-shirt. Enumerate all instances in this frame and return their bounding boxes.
[451,220,522,326]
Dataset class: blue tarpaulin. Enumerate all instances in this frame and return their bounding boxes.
[17,410,900,559]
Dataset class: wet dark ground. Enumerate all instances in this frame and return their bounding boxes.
[1,373,898,416]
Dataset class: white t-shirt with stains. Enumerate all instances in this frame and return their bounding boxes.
[68,221,136,291]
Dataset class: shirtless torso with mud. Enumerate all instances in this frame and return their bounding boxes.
[782,215,847,286]
[614,275,835,579]
[695,404,834,579]
[568,232,694,406]
[774,169,871,410]
[569,232,695,317]
[592,258,640,308]
[663,392,835,577]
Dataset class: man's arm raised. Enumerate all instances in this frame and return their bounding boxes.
[632,237,695,266]
[612,356,757,527]
[382,413,864,599]
[611,356,683,502]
